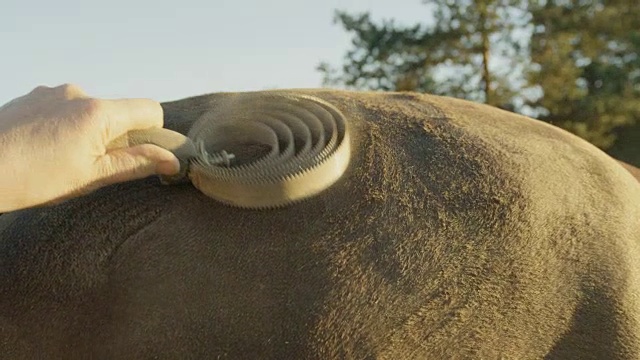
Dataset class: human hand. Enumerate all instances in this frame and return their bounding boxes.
[0,84,180,212]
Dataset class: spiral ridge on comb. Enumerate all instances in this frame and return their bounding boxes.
[186,93,351,209]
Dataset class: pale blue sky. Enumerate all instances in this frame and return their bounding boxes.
[1,0,429,105]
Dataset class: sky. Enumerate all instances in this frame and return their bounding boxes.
[1,0,429,105]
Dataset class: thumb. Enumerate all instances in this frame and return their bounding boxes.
[95,144,181,186]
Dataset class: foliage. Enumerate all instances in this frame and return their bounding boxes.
[526,0,640,148]
[320,0,640,152]
[319,0,531,110]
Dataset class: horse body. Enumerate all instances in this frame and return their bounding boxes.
[1,90,639,359]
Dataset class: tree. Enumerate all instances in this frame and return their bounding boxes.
[320,0,640,154]
[318,0,531,110]
[526,0,640,148]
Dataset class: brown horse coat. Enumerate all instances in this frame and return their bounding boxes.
[1,90,639,359]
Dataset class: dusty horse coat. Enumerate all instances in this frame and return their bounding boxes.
[1,90,639,359]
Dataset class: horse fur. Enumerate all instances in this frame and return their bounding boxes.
[0,89,639,359]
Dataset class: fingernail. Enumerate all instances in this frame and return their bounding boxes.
[156,157,181,176]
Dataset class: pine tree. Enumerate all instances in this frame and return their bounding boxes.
[321,0,640,155]
[318,0,531,110]
[527,0,640,149]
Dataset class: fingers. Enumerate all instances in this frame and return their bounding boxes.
[2,83,88,111]
[99,98,164,142]
[93,144,181,186]
[55,83,88,99]
[29,83,164,144]
[31,83,88,99]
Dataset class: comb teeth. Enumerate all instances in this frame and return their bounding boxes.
[186,93,351,209]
